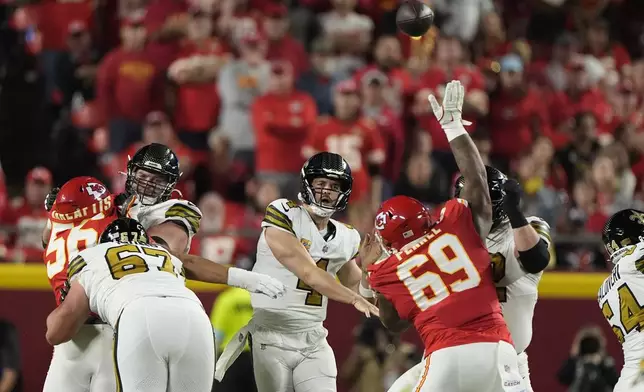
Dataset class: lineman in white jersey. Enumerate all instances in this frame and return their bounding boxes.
[45,218,286,391]
[387,166,551,392]
[598,209,644,392]
[215,152,379,392]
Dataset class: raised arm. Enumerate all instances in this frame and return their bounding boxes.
[429,80,492,239]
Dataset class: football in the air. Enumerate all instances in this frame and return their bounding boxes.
[395,0,434,38]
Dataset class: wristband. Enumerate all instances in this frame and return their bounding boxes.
[442,122,468,142]
[359,282,375,298]
[506,208,528,228]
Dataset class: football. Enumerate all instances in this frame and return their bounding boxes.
[395,0,434,39]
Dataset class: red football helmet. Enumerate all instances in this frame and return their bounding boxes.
[50,176,115,224]
[374,195,433,252]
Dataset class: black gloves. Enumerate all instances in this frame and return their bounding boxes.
[501,179,528,228]
[44,187,60,212]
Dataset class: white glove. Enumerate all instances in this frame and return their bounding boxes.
[227,268,286,299]
[427,80,472,138]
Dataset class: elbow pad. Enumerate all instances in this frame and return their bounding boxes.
[518,239,550,274]
[367,163,381,177]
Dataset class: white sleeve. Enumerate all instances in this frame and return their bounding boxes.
[261,199,300,236]
[527,216,552,248]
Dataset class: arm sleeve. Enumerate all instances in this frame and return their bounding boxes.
[261,199,299,236]
[0,322,20,370]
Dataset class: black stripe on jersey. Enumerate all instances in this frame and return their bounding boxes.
[263,206,295,235]
[529,221,551,243]
[67,255,87,279]
[165,204,202,234]
[636,258,644,274]
[113,314,123,392]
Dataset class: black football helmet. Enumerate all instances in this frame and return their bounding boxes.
[100,218,150,244]
[454,165,508,231]
[602,209,644,259]
[300,152,353,215]
[125,143,181,206]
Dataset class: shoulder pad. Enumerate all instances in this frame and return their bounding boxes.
[527,216,551,245]
[262,199,299,235]
[163,200,203,236]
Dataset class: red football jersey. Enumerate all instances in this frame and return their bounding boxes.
[368,198,511,356]
[44,214,117,305]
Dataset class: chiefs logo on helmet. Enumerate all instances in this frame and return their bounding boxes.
[85,182,107,199]
[375,211,388,230]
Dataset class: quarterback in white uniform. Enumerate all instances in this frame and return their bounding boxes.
[46,218,214,391]
[387,167,551,392]
[598,209,644,392]
[215,152,379,392]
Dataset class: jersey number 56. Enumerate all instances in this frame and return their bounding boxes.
[397,233,482,311]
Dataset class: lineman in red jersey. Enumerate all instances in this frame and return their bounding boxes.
[362,81,526,392]
[42,176,122,392]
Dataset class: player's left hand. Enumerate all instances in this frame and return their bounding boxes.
[501,179,522,213]
[44,187,60,212]
[359,232,383,272]
[59,280,71,303]
[427,80,472,128]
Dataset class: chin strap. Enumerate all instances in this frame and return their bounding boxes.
[298,193,336,218]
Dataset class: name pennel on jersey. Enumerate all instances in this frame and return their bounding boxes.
[252,198,360,322]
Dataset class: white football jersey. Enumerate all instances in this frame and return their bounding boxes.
[598,242,644,371]
[137,199,202,250]
[487,216,551,354]
[69,242,201,327]
[251,199,360,329]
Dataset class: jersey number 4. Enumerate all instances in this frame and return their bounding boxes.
[397,233,482,311]
[296,259,330,306]
[601,283,644,344]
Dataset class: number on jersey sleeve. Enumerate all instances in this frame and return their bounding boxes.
[296,259,329,306]
[45,224,100,279]
[601,284,644,344]
[397,233,482,311]
[105,245,177,279]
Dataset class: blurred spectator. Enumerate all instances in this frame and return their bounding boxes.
[0,318,21,392]
[303,79,385,219]
[360,70,404,196]
[210,287,256,392]
[319,0,373,75]
[169,5,229,154]
[472,10,511,59]
[544,33,581,92]
[354,35,413,112]
[97,12,167,154]
[434,0,496,44]
[263,3,309,78]
[217,29,270,167]
[488,54,551,169]
[144,0,189,66]
[0,167,51,264]
[252,61,317,199]
[418,35,488,177]
[296,38,337,115]
[583,18,630,74]
[556,112,601,190]
[394,152,450,209]
[53,20,100,108]
[557,325,618,392]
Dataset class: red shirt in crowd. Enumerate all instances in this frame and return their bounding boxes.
[366,106,405,183]
[173,39,229,132]
[548,88,613,137]
[97,48,166,122]
[266,36,310,79]
[418,65,486,152]
[354,64,415,97]
[303,116,386,201]
[24,0,94,51]
[488,88,552,161]
[144,0,188,66]
[0,198,49,263]
[252,91,318,173]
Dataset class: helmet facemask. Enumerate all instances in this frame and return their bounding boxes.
[126,165,177,206]
[300,174,351,218]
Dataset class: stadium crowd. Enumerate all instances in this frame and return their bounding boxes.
[1,0,643,273]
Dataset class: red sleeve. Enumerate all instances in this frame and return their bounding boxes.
[302,120,329,158]
[468,68,485,91]
[612,44,631,69]
[303,95,318,128]
[251,97,266,138]
[438,199,470,225]
[531,91,553,139]
[96,52,116,120]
